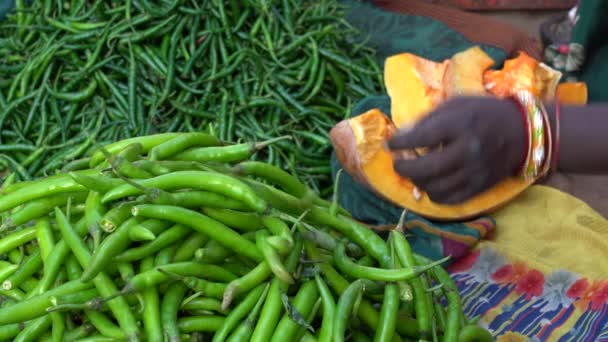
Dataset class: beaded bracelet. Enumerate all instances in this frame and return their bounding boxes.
[512,90,553,181]
[512,95,532,177]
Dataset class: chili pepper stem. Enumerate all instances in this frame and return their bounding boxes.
[251,135,292,152]
[46,301,98,313]
[0,219,15,232]
[396,209,408,233]
[157,268,182,279]
[222,283,239,311]
[329,169,344,217]
[426,284,445,293]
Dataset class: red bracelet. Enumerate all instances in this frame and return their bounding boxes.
[511,97,532,176]
[539,100,553,180]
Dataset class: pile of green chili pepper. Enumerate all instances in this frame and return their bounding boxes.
[0,0,384,193]
[0,132,493,342]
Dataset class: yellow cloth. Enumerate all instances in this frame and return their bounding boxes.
[488,185,608,280]
[449,185,608,341]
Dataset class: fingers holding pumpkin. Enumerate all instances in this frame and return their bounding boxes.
[391,137,469,187]
[386,102,466,151]
[385,96,528,205]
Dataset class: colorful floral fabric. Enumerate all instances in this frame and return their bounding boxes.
[442,184,608,341]
[449,246,608,341]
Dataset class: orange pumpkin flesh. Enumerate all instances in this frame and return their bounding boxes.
[556,82,588,105]
[385,53,448,129]
[484,51,562,101]
[330,47,569,220]
[444,46,495,98]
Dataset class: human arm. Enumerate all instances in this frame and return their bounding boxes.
[555,102,608,173]
[386,96,608,204]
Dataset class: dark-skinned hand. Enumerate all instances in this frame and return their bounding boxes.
[386,96,526,205]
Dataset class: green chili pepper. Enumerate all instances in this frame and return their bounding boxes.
[213,283,269,342]
[226,281,268,341]
[1,192,87,231]
[172,136,291,163]
[222,262,272,311]
[29,219,89,297]
[314,273,336,342]
[127,223,156,241]
[457,325,493,342]
[55,208,140,340]
[334,242,448,282]
[104,171,268,213]
[201,207,263,232]
[256,230,294,284]
[80,218,138,282]
[415,255,463,342]
[0,279,92,325]
[177,316,226,333]
[304,241,419,337]
[181,297,224,313]
[89,133,182,167]
[162,282,189,341]
[392,230,433,337]
[195,240,234,263]
[0,261,19,284]
[0,226,37,254]
[132,204,262,262]
[122,262,236,293]
[155,243,178,267]
[69,172,125,194]
[149,133,221,161]
[374,284,400,342]
[0,323,22,340]
[333,279,373,342]
[115,224,191,262]
[172,232,211,262]
[0,171,89,212]
[98,203,133,233]
[270,280,319,342]
[12,315,52,342]
[2,250,42,291]
[46,79,98,102]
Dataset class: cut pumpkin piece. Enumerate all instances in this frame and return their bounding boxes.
[443,46,495,98]
[330,46,557,220]
[384,53,449,129]
[329,108,536,221]
[484,51,562,101]
[556,82,588,105]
